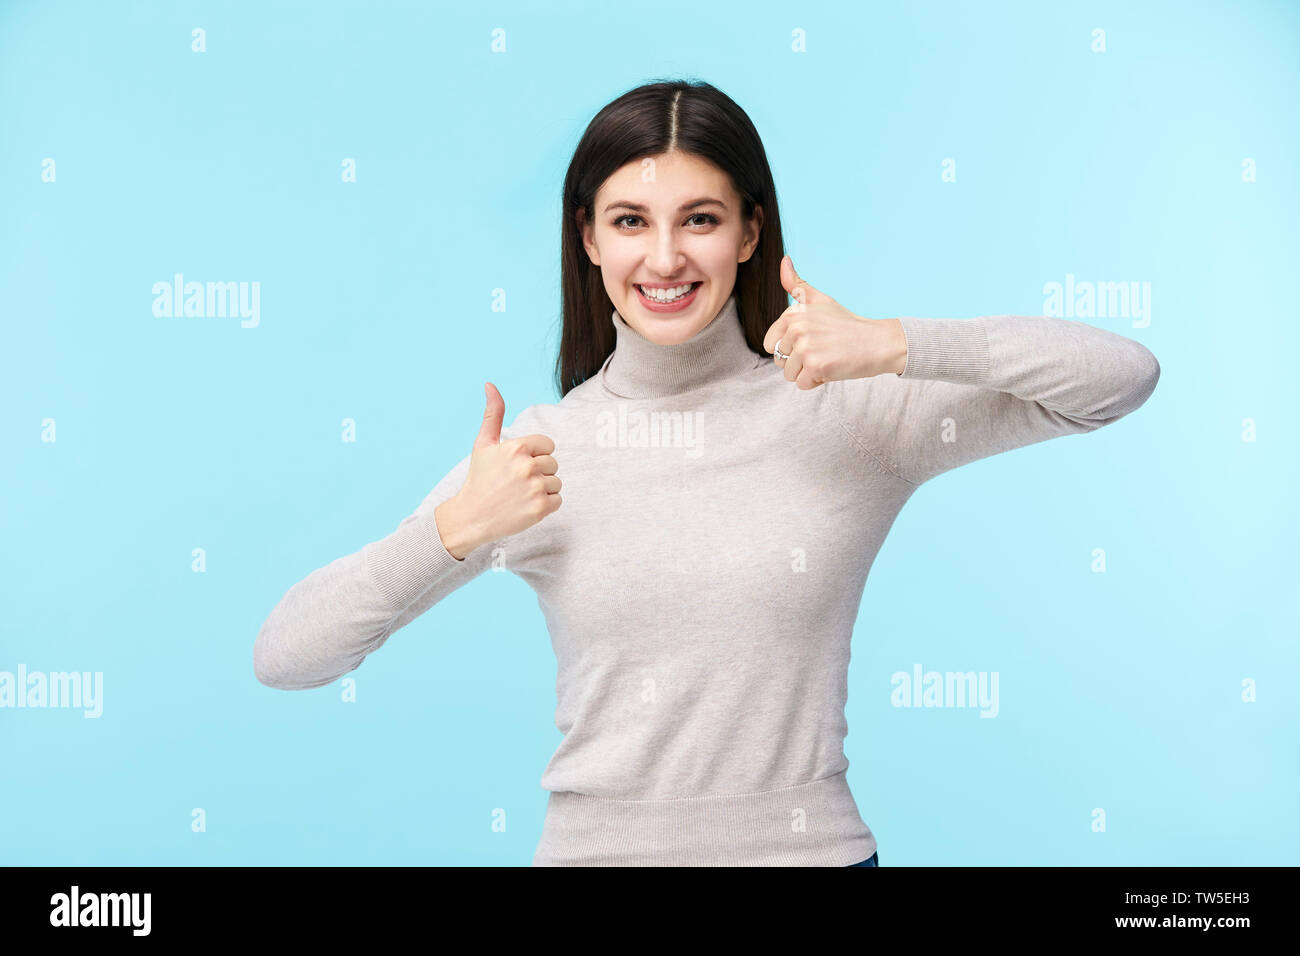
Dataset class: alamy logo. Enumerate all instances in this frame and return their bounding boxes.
[1042,273,1151,328]
[890,663,999,718]
[595,404,704,458]
[0,665,102,718]
[49,885,151,936]
[152,273,260,328]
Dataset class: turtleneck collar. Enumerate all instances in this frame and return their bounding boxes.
[599,293,762,399]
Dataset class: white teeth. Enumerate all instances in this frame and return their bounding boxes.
[638,282,696,302]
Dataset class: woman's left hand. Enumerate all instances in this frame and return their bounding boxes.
[762,255,909,389]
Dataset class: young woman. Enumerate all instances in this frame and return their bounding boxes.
[254,79,1160,867]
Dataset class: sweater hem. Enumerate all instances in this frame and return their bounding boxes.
[532,769,877,866]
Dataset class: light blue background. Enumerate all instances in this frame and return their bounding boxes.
[2,0,1296,866]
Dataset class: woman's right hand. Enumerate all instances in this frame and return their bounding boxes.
[434,382,561,560]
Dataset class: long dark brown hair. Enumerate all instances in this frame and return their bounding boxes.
[555,78,787,398]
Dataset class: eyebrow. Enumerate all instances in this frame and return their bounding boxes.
[602,198,728,214]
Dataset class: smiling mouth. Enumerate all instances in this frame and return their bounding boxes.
[635,281,702,304]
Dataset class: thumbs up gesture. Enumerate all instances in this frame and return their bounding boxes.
[761,255,909,389]
[433,382,561,560]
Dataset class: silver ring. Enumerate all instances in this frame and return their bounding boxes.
[773,340,788,362]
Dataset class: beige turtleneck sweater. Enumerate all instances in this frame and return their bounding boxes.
[253,293,1160,865]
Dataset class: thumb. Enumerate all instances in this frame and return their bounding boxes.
[474,381,504,449]
[781,254,832,307]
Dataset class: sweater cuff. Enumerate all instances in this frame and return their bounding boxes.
[896,316,992,386]
[363,510,465,611]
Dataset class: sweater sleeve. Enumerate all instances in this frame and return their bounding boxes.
[253,437,499,691]
[829,314,1161,486]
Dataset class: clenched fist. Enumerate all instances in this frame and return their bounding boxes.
[434,382,562,560]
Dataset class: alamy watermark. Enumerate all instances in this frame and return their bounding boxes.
[152,274,260,328]
[0,665,102,718]
[50,885,150,935]
[890,663,999,718]
[1042,273,1151,328]
[596,403,704,459]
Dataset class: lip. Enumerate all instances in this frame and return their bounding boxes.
[634,281,702,313]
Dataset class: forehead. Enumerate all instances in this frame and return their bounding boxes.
[596,152,732,202]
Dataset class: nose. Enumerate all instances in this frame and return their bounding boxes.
[646,228,685,276]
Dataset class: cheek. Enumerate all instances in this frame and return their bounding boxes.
[597,244,642,278]
[690,229,745,262]
[694,241,742,274]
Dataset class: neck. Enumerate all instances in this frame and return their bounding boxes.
[599,293,761,399]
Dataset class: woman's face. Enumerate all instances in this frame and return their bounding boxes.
[580,150,762,345]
